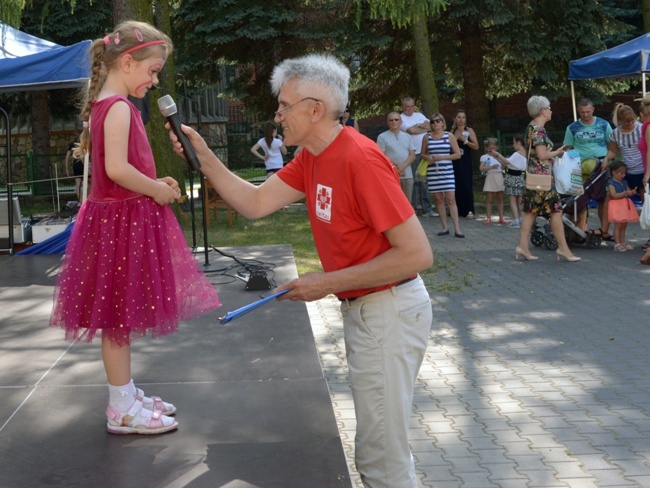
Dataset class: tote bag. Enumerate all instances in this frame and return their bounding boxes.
[553,149,583,195]
[640,184,650,229]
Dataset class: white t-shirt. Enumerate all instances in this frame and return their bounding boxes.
[400,112,429,154]
[507,152,527,171]
[480,154,501,173]
[257,137,285,170]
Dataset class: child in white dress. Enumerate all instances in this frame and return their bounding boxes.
[479,137,506,224]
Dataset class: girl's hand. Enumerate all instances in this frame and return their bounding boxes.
[153,180,180,206]
[158,176,180,194]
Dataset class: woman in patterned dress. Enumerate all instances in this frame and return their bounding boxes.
[515,96,580,262]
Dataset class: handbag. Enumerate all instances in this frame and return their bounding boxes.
[524,134,552,191]
[416,157,428,182]
[640,184,650,230]
[525,173,552,191]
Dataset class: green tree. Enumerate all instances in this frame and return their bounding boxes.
[173,0,369,117]
[427,0,636,131]
[358,0,446,115]
[0,0,25,27]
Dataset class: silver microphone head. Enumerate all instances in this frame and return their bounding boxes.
[157,94,177,117]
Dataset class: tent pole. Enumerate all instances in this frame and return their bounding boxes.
[0,107,14,254]
[571,81,577,121]
[643,73,647,98]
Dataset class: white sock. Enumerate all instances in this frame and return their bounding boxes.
[108,379,136,412]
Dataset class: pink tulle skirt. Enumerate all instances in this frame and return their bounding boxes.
[608,197,639,224]
[49,196,221,345]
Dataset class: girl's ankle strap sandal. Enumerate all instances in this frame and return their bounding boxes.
[106,398,178,435]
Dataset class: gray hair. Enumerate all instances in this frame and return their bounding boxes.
[270,54,349,119]
[527,95,550,118]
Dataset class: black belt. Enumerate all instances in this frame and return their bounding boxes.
[340,275,418,302]
[506,168,523,176]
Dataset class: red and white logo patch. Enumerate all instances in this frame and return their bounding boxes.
[315,184,332,222]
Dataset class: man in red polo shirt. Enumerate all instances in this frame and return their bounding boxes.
[169,53,433,488]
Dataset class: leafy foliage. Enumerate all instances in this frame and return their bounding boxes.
[172,0,389,117]
[0,0,25,27]
[442,0,645,106]
[358,0,447,28]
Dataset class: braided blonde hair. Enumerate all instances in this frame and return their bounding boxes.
[74,20,172,159]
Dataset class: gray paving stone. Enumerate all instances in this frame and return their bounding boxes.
[306,212,650,487]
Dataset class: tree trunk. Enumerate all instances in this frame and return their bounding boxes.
[151,0,185,198]
[458,16,490,132]
[644,0,650,33]
[412,13,439,116]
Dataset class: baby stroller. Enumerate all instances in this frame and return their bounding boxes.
[530,163,610,250]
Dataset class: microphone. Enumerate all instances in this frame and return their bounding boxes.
[157,94,201,171]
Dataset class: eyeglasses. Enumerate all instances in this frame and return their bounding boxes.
[543,106,552,111]
[388,118,401,122]
[431,119,442,124]
[274,97,322,118]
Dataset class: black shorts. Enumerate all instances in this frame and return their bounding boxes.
[72,160,84,177]
[626,173,644,192]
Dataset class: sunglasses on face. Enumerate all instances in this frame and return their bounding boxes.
[431,119,442,124]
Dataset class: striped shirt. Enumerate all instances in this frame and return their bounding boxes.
[610,122,643,174]
[426,132,455,193]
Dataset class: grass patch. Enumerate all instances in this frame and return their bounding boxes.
[183,206,323,276]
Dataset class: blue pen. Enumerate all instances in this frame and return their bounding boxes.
[219,289,290,325]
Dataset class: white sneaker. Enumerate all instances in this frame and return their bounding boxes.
[507,221,520,229]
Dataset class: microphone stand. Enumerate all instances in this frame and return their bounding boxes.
[162,83,222,271]
[178,76,199,252]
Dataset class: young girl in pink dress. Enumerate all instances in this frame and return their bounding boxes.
[49,21,221,434]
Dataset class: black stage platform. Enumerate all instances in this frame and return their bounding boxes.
[0,246,351,488]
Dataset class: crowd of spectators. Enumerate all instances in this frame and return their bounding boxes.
[372,95,650,264]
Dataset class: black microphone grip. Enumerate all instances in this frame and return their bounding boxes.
[166,113,201,171]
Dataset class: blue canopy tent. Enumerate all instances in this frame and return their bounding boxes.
[0,21,91,92]
[568,33,650,120]
[0,21,90,253]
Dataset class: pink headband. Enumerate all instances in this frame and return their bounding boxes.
[122,40,166,56]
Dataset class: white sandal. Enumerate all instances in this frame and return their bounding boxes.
[106,398,178,435]
[137,388,176,416]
